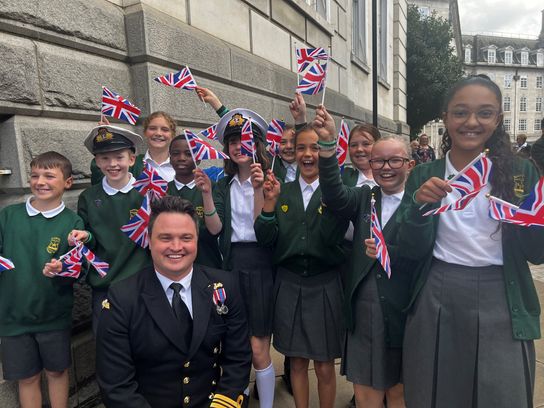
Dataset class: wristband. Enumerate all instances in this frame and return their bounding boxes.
[204,208,217,217]
[317,139,337,148]
[259,210,276,221]
[83,231,92,244]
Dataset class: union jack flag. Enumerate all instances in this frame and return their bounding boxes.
[185,130,229,161]
[121,193,152,248]
[510,177,544,227]
[101,86,141,125]
[297,62,327,95]
[337,119,349,167]
[154,66,198,90]
[296,47,329,73]
[266,119,285,157]
[240,119,255,158]
[199,124,218,141]
[132,162,168,200]
[371,196,391,278]
[423,186,484,217]
[0,255,15,273]
[58,245,84,278]
[487,195,522,224]
[80,245,109,278]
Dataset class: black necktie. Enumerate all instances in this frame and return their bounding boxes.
[170,283,193,348]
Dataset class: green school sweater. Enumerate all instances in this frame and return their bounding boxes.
[167,181,222,268]
[396,157,544,340]
[0,204,84,336]
[78,184,151,290]
[254,181,348,276]
[90,154,145,185]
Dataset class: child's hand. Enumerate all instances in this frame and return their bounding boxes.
[312,105,336,141]
[250,163,264,189]
[68,230,89,246]
[194,168,212,194]
[289,92,307,124]
[415,177,452,205]
[43,258,63,278]
[195,86,222,110]
[364,238,377,259]
[263,170,281,201]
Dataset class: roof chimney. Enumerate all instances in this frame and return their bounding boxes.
[540,9,544,45]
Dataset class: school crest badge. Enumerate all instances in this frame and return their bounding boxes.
[196,206,204,218]
[513,175,525,198]
[129,208,139,218]
[46,237,61,254]
[102,299,110,310]
[281,205,288,213]
[318,205,323,215]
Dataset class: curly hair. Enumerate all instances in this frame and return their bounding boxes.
[440,75,515,202]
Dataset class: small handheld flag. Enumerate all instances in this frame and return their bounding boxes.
[101,86,141,125]
[337,119,349,167]
[297,62,327,95]
[296,47,329,73]
[487,195,521,224]
[370,195,391,278]
[121,193,152,248]
[508,177,544,227]
[266,119,286,157]
[199,124,218,141]
[154,66,198,90]
[240,119,256,160]
[58,245,84,278]
[132,162,168,200]
[184,130,230,161]
[80,245,109,278]
[0,255,15,273]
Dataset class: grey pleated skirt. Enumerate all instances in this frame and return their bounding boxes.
[341,275,402,390]
[403,258,535,408]
[273,267,344,361]
[230,243,275,337]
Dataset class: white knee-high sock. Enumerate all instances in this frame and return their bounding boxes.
[255,362,275,408]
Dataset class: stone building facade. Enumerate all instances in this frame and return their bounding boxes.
[0,0,408,405]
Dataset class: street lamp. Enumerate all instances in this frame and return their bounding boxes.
[513,68,520,140]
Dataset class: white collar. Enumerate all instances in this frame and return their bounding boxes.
[26,197,65,218]
[144,150,171,167]
[174,179,196,190]
[230,174,252,186]
[381,189,404,201]
[102,174,136,196]
[155,268,193,293]
[298,176,319,192]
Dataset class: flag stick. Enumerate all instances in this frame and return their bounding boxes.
[320,46,332,106]
[271,154,276,171]
[248,117,256,164]
[370,194,375,239]
[294,41,300,85]
[486,194,519,210]
[196,89,207,107]
[184,130,200,170]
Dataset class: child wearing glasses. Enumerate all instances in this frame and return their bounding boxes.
[398,75,543,407]
[313,107,416,408]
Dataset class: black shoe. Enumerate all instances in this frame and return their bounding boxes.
[253,382,259,400]
[348,394,355,408]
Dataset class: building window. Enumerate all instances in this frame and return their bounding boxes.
[520,76,527,88]
[504,50,513,64]
[519,119,527,131]
[352,0,366,63]
[537,76,543,89]
[503,96,511,112]
[378,0,388,81]
[536,119,542,131]
[538,53,544,67]
[488,49,496,64]
[307,0,330,21]
[418,6,430,17]
[520,96,527,112]
[504,74,513,88]
[521,51,528,66]
[537,97,542,112]
[504,118,511,132]
[464,47,471,64]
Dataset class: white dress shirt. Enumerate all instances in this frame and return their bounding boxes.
[299,177,320,210]
[102,175,136,196]
[173,179,196,190]
[143,150,175,182]
[26,198,65,218]
[433,152,503,266]
[230,175,257,242]
[380,190,404,227]
[155,269,194,318]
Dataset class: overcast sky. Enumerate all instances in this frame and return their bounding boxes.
[458,0,543,38]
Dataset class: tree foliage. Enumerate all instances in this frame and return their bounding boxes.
[406,5,464,137]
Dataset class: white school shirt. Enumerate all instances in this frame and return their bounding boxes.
[299,177,320,210]
[173,179,196,190]
[381,190,404,226]
[433,152,503,266]
[102,175,136,195]
[155,269,194,318]
[230,175,257,242]
[283,160,297,183]
[26,198,65,218]
[143,151,175,182]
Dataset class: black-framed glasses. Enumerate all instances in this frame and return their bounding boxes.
[447,108,500,124]
[369,157,410,169]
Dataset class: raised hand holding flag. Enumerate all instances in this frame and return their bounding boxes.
[101,86,141,125]
[0,255,15,273]
[337,119,349,167]
[370,195,391,278]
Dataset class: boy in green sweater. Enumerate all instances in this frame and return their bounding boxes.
[71,125,151,332]
[0,151,86,408]
[167,135,222,268]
